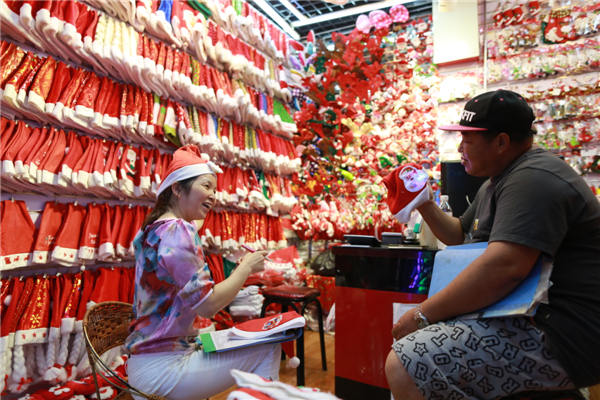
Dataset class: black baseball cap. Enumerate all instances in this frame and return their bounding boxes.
[439,89,535,134]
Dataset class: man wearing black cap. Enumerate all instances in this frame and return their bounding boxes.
[385,89,600,399]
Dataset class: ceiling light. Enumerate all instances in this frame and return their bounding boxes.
[291,0,411,28]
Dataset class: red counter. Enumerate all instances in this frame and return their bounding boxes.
[333,245,436,399]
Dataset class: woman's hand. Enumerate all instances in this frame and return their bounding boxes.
[391,308,419,340]
[238,250,268,274]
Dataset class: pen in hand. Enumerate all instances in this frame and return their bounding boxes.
[241,244,274,262]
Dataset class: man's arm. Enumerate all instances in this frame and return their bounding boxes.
[392,241,540,339]
[417,199,464,245]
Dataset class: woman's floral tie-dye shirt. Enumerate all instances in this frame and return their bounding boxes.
[125,218,214,354]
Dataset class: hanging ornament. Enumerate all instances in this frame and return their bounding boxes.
[369,10,392,30]
[390,4,410,23]
[356,14,372,34]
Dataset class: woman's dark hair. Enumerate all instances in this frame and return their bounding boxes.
[142,176,197,229]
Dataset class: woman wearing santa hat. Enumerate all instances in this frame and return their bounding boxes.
[125,145,281,400]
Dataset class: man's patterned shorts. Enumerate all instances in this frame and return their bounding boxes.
[392,317,575,400]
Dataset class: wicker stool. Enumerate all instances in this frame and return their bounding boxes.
[260,284,327,386]
[83,301,166,400]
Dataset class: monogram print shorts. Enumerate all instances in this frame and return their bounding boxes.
[392,317,575,400]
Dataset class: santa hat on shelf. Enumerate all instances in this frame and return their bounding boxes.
[25,127,55,184]
[34,1,69,61]
[70,137,96,191]
[15,55,44,113]
[1,122,29,180]
[51,203,86,266]
[11,126,43,183]
[9,275,51,393]
[133,148,150,198]
[98,205,122,262]
[0,200,35,270]
[102,143,122,197]
[77,203,103,263]
[3,52,39,111]
[91,77,114,132]
[101,82,123,137]
[40,60,70,118]
[115,206,135,260]
[0,43,25,95]
[382,164,430,223]
[0,1,39,47]
[48,66,84,125]
[74,72,101,124]
[88,141,112,197]
[37,127,67,187]
[157,144,222,197]
[56,131,84,189]
[0,118,17,159]
[32,202,68,264]
[60,69,91,129]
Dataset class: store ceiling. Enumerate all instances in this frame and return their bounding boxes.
[248,0,433,42]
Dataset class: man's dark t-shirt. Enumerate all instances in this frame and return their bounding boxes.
[460,147,600,387]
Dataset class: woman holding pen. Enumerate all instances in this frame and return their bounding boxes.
[125,145,280,400]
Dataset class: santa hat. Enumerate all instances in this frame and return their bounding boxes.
[57,131,84,188]
[97,204,121,262]
[37,127,67,187]
[51,203,86,266]
[74,73,101,123]
[70,137,96,191]
[25,127,54,184]
[0,200,35,269]
[382,164,430,223]
[12,126,44,183]
[43,61,72,117]
[15,56,44,112]
[32,202,67,264]
[1,122,30,180]
[157,144,222,196]
[77,203,103,263]
[89,141,112,197]
[115,206,135,260]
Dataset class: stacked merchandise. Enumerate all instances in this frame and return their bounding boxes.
[291,9,440,240]
[435,0,600,196]
[229,285,264,319]
[0,0,302,396]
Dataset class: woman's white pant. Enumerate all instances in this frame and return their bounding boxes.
[127,343,281,400]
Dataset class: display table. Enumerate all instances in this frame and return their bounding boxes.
[333,245,436,399]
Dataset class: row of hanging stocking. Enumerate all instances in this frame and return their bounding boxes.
[0,267,133,394]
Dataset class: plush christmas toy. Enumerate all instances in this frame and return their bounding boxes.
[382,164,430,223]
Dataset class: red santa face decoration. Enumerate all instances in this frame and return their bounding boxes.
[399,165,428,192]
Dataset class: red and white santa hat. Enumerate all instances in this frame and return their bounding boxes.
[156,145,222,197]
